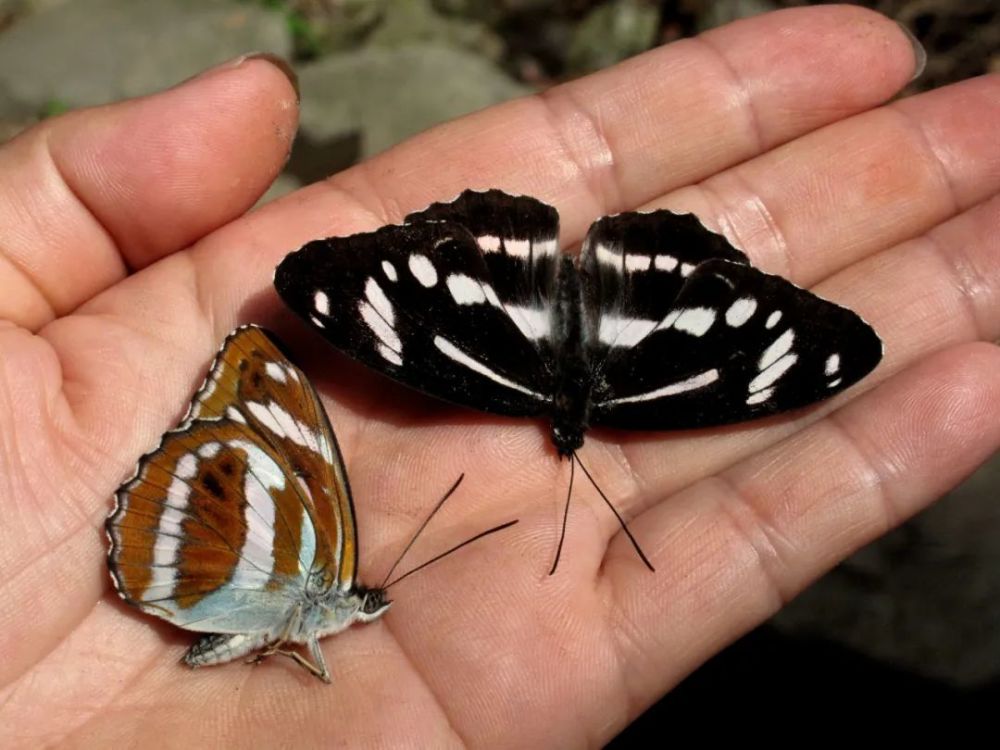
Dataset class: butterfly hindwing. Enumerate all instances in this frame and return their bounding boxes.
[108,418,313,632]
[406,189,561,348]
[274,219,553,417]
[590,259,883,429]
[580,210,749,363]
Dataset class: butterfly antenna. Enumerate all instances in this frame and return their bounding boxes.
[384,519,519,589]
[574,455,655,572]
[379,473,465,590]
[547,456,575,576]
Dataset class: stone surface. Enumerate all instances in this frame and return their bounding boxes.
[0,0,290,112]
[566,0,660,75]
[294,43,527,176]
[368,0,503,61]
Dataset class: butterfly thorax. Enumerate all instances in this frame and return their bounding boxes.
[296,585,391,641]
[549,257,591,456]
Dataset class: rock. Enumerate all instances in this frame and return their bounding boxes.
[293,43,528,178]
[566,0,660,75]
[285,0,386,56]
[0,0,290,113]
[368,0,504,62]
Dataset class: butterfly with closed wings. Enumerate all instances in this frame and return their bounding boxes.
[106,325,516,681]
[274,190,883,573]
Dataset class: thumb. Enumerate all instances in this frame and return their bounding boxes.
[0,53,298,331]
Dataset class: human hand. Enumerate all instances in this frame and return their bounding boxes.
[1,6,998,747]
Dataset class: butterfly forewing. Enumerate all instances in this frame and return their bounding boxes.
[275,219,552,417]
[590,259,883,429]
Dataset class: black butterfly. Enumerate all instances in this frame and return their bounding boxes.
[274,189,883,572]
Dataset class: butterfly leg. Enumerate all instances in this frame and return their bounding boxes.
[184,632,272,669]
[261,638,331,683]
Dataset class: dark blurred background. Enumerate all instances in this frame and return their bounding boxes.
[1,0,997,741]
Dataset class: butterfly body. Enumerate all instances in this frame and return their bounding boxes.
[106,326,390,682]
[274,190,883,456]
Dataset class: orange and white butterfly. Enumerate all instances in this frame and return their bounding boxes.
[106,325,513,682]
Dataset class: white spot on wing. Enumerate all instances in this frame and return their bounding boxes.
[759,329,794,370]
[596,243,620,266]
[365,278,394,325]
[484,285,502,307]
[680,262,695,277]
[535,238,558,256]
[235,468,277,583]
[359,301,402,353]
[725,297,757,327]
[828,377,842,388]
[659,309,681,329]
[599,315,657,347]
[670,307,716,336]
[505,305,550,341]
[176,453,198,480]
[379,344,402,366]
[231,440,286,584]
[749,353,798,392]
[601,369,719,406]
[409,254,438,287]
[198,442,221,459]
[264,362,287,384]
[382,260,397,281]
[447,274,487,305]
[149,452,199,598]
[746,387,774,405]
[655,254,678,271]
[625,254,651,272]
[314,290,330,316]
[825,353,840,376]
[477,235,501,253]
[309,314,325,329]
[247,402,322,454]
[433,336,544,398]
[765,310,782,329]
[506,239,530,258]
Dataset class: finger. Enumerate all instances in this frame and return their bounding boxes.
[323,5,919,241]
[605,342,1000,724]
[0,55,298,330]
[656,74,1000,286]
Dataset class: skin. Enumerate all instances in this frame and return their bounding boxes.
[1,6,999,747]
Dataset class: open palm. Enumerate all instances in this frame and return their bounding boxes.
[2,7,999,747]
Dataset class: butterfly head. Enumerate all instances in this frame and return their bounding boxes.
[303,585,391,638]
[357,586,391,622]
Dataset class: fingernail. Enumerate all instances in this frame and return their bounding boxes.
[241,53,300,100]
[191,52,299,100]
[895,21,927,82]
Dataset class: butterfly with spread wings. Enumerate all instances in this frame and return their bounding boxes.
[106,325,515,681]
[274,190,883,572]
